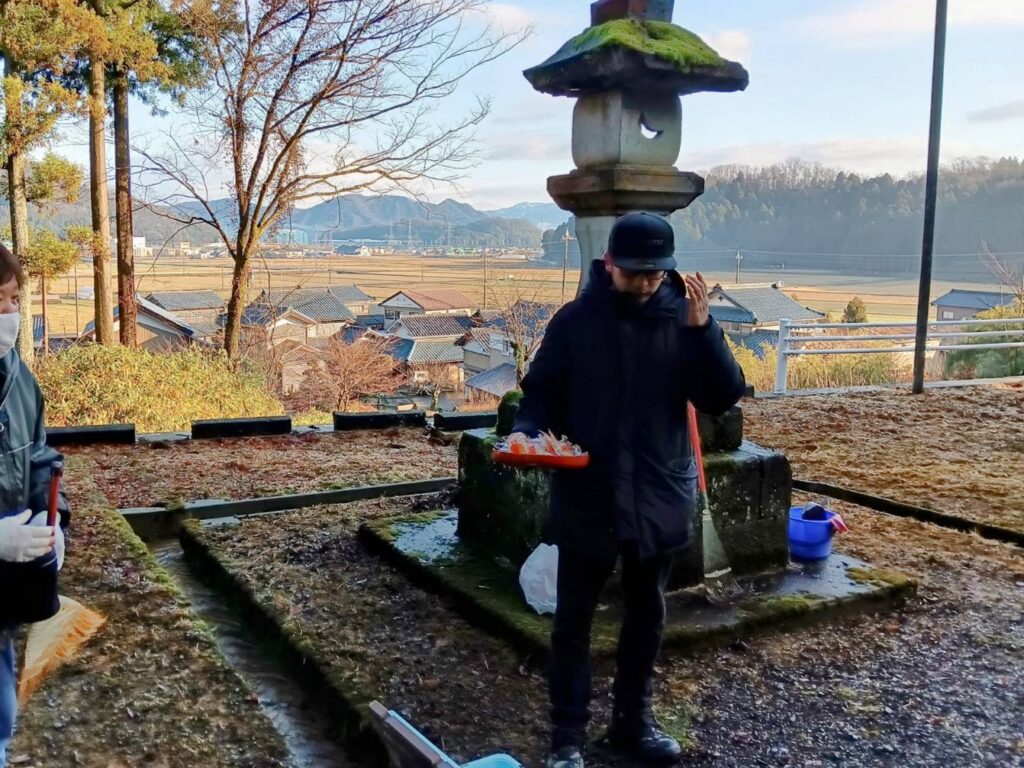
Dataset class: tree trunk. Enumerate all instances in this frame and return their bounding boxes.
[5,151,34,362]
[39,275,48,354]
[113,69,137,347]
[223,253,250,359]
[89,60,114,345]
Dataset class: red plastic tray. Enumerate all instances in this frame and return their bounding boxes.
[491,449,590,470]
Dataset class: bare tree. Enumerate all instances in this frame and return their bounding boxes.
[137,0,526,358]
[982,242,1024,310]
[291,336,400,413]
[489,277,556,385]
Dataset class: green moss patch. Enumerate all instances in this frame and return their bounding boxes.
[571,19,727,71]
[847,567,914,590]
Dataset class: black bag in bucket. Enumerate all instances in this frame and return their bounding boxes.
[0,509,59,625]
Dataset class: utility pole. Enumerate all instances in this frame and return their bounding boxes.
[561,229,576,305]
[483,250,489,310]
[735,250,743,284]
[913,0,948,394]
[73,260,80,334]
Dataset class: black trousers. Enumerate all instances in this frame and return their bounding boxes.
[549,543,673,749]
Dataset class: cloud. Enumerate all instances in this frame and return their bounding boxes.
[486,129,569,162]
[968,99,1024,123]
[683,136,985,176]
[798,0,1024,47]
[479,3,535,33]
[703,30,752,63]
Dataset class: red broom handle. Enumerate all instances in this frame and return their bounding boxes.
[687,404,708,495]
[47,461,64,527]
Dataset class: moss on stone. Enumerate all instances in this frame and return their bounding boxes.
[847,567,913,589]
[739,594,825,620]
[571,19,727,71]
[496,391,523,437]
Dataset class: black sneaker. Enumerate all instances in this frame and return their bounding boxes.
[545,745,584,768]
[606,720,682,765]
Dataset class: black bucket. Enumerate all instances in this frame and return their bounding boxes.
[0,510,59,625]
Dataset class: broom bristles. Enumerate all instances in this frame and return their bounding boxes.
[18,596,106,705]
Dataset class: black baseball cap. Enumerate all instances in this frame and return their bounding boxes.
[608,212,677,271]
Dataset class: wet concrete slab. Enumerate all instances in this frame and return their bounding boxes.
[361,511,915,659]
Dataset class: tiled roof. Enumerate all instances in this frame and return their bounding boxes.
[340,325,371,344]
[145,290,225,311]
[242,288,356,325]
[712,285,824,325]
[355,314,388,329]
[465,363,518,398]
[727,329,779,360]
[387,338,463,365]
[710,305,757,324]
[83,296,196,338]
[396,314,477,338]
[382,288,475,311]
[326,285,372,304]
[474,309,504,325]
[931,289,1017,311]
[409,340,464,365]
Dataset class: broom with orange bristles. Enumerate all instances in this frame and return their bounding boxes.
[17,463,105,705]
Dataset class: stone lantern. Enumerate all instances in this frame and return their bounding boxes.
[524,0,749,290]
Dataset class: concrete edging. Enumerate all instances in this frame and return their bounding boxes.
[122,477,458,540]
[47,424,137,446]
[433,412,498,431]
[333,411,428,430]
[191,416,293,440]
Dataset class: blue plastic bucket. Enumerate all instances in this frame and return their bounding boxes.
[788,505,837,561]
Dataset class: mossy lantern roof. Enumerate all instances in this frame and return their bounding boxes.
[524,18,749,97]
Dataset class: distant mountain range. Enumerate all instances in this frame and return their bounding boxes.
[2,193,568,250]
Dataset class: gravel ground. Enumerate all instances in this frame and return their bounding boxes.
[192,493,1023,768]
[65,428,458,508]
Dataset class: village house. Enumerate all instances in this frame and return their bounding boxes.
[145,290,226,341]
[378,288,475,321]
[81,295,213,351]
[709,283,826,358]
[931,289,1017,321]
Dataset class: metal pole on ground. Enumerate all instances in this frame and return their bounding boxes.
[913,0,948,394]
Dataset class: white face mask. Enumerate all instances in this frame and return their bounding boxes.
[0,312,20,357]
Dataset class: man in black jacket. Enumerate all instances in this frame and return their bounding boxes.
[513,213,746,768]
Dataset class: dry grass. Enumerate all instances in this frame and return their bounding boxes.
[744,383,1024,533]
[69,427,459,508]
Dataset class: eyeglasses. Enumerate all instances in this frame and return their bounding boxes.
[616,268,667,283]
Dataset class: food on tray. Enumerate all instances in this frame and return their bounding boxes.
[501,431,584,457]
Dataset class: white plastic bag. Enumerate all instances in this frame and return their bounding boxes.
[519,543,559,615]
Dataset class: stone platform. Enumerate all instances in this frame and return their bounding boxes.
[457,406,792,589]
[359,511,914,659]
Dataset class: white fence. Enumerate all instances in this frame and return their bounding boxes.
[773,317,1024,394]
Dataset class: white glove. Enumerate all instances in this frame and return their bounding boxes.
[0,511,55,563]
[29,511,64,570]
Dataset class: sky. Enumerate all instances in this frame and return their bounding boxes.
[50,0,1024,211]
